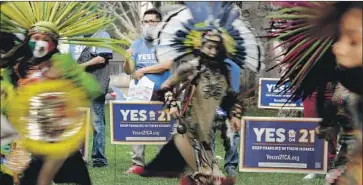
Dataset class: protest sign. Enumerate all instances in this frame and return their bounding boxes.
[258,78,303,109]
[110,101,175,145]
[240,117,327,174]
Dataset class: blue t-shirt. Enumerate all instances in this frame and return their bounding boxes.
[130,38,170,90]
[223,58,241,93]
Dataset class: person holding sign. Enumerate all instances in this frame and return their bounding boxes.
[267,2,362,185]
[139,2,264,185]
[123,8,173,175]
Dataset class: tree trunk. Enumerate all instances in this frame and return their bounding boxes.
[235,2,280,96]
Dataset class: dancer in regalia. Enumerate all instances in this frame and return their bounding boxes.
[266,2,362,185]
[0,2,131,185]
[324,83,360,183]
[140,2,265,185]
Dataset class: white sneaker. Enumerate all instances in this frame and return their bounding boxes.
[303,173,317,180]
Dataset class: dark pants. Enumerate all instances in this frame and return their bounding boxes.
[210,120,240,170]
[0,172,14,185]
[20,151,91,185]
[91,95,107,165]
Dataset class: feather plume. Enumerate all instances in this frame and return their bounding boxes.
[266,2,341,101]
[1,2,133,67]
[155,2,265,72]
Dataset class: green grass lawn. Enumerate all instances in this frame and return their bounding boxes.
[79,106,325,185]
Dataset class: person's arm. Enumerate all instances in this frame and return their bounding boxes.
[81,31,113,68]
[138,60,173,74]
[228,92,244,132]
[161,60,199,118]
[123,49,135,75]
[37,158,66,185]
[161,59,198,89]
[80,56,106,68]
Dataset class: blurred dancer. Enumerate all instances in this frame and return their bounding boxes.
[267,2,362,185]
[140,2,264,185]
[0,2,130,185]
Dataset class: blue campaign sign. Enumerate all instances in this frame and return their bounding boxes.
[239,117,328,174]
[258,78,303,109]
[110,101,175,144]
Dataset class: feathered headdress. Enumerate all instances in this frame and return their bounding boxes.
[0,2,131,62]
[155,2,265,72]
[266,2,350,100]
[0,2,134,160]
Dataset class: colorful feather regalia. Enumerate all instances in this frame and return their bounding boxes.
[266,2,339,101]
[0,2,131,164]
[155,2,265,73]
[141,3,264,183]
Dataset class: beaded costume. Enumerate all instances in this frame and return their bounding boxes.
[324,83,361,184]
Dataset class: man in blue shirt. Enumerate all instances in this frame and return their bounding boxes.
[69,30,113,168]
[123,8,173,174]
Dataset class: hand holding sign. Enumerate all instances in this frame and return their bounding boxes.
[134,69,145,80]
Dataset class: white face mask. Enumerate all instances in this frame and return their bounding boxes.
[142,24,158,41]
[28,39,50,58]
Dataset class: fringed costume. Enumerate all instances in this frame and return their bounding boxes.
[0,2,130,185]
[324,83,361,183]
[140,2,265,185]
[266,2,362,185]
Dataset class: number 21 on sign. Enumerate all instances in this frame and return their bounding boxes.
[158,110,171,121]
[299,129,315,143]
